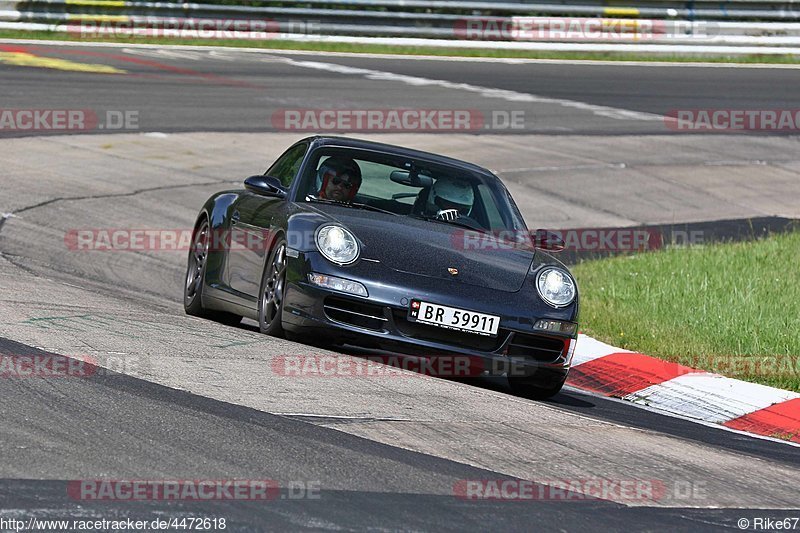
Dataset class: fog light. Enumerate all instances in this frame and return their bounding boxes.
[534,319,577,335]
[308,273,368,297]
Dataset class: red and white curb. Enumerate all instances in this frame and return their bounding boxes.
[567,335,800,444]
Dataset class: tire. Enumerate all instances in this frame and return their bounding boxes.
[508,376,566,400]
[184,217,241,326]
[258,238,287,337]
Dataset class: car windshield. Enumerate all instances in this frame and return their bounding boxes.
[298,147,528,233]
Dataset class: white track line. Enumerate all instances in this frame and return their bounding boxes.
[275,57,664,121]
[3,38,800,69]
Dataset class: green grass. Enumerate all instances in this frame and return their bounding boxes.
[572,232,800,392]
[2,29,800,64]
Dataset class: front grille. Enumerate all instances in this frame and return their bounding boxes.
[507,333,566,363]
[392,310,504,352]
[324,297,387,331]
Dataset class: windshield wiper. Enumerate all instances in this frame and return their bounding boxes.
[306,196,399,216]
[350,202,399,216]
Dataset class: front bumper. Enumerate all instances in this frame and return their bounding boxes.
[281,251,577,381]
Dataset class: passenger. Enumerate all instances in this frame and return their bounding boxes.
[429,177,474,220]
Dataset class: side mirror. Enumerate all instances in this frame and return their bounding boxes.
[533,229,566,252]
[244,175,286,198]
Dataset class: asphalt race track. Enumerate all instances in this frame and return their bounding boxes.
[1,42,799,531]
[2,43,800,135]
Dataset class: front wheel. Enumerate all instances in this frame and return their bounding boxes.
[259,239,287,336]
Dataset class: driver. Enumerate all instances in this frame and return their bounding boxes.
[429,177,474,221]
[316,156,362,202]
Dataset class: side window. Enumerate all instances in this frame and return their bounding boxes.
[266,143,308,188]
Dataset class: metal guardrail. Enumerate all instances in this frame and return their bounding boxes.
[4,0,800,20]
[0,0,800,21]
[1,0,800,53]
[21,0,798,9]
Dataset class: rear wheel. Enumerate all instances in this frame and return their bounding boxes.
[184,218,241,326]
[259,239,287,337]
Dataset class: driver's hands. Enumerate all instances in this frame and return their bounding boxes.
[436,209,460,221]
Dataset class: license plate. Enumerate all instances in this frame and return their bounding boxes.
[408,300,500,337]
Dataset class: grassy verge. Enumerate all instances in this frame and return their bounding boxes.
[1,29,800,64]
[572,232,800,392]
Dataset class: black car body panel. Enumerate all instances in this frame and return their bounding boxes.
[188,136,579,393]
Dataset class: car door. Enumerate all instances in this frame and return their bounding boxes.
[227,142,308,299]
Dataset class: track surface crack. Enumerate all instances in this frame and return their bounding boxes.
[10,178,236,217]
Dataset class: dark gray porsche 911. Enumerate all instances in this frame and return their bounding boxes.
[184,136,578,398]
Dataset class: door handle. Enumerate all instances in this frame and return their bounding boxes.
[231,210,240,225]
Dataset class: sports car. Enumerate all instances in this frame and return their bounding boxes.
[184,136,579,398]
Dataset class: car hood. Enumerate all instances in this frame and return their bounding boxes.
[308,206,535,293]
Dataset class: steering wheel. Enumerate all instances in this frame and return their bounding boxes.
[451,215,486,231]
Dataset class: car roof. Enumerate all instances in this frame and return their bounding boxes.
[301,135,496,177]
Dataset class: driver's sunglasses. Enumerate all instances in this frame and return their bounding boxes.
[332,175,354,189]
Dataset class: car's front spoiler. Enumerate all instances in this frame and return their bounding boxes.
[282,279,574,380]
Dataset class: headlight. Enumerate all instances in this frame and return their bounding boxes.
[536,267,576,308]
[316,224,359,265]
